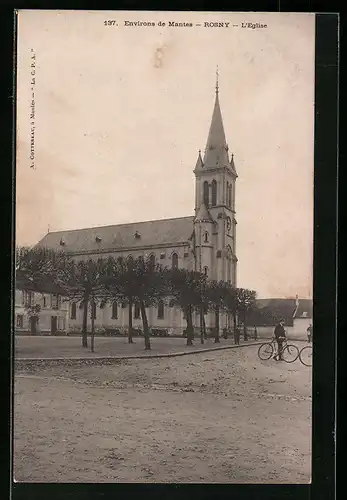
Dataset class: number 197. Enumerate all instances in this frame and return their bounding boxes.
[104,20,116,26]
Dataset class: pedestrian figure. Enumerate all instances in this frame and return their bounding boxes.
[254,326,258,340]
[273,319,286,361]
[234,327,240,345]
[307,323,313,343]
[243,325,248,341]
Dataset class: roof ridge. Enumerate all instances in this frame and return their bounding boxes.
[41,215,195,236]
[258,297,297,300]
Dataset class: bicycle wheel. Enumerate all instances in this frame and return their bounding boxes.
[282,344,299,363]
[258,343,274,360]
[299,346,312,367]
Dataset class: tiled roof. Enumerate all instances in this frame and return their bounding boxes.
[257,298,313,320]
[36,216,195,254]
[293,301,313,319]
[194,204,214,223]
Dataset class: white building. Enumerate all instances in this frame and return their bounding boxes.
[30,81,238,336]
[15,280,68,335]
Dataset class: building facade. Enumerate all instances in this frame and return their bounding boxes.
[15,285,68,335]
[25,81,238,336]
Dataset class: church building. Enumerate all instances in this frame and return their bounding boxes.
[34,78,239,336]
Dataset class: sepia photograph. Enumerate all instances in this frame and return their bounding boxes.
[14,10,314,483]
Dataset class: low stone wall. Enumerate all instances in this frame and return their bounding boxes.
[15,330,68,336]
[15,325,309,341]
[253,326,309,341]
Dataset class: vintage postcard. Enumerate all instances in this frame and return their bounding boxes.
[14,10,315,483]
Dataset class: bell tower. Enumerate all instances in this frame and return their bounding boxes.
[193,70,238,286]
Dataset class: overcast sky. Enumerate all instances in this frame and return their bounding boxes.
[16,10,315,299]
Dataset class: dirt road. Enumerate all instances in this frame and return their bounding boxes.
[14,345,311,483]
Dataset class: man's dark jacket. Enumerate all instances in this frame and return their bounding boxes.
[274,324,286,340]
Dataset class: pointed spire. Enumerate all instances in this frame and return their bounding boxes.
[229,152,238,177]
[194,149,204,171]
[203,71,230,168]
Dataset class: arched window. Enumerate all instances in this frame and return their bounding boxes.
[228,185,232,209]
[204,266,209,277]
[70,302,77,320]
[149,254,156,270]
[172,252,178,270]
[211,179,217,206]
[226,182,229,207]
[204,231,209,243]
[112,301,118,319]
[157,299,164,319]
[203,181,209,206]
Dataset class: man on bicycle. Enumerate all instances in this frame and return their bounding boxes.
[274,319,286,361]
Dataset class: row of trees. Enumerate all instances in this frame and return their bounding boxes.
[16,247,257,352]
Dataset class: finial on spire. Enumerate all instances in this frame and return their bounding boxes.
[215,65,219,95]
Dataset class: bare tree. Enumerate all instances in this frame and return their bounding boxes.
[56,258,106,349]
[206,280,231,343]
[103,257,136,344]
[16,246,68,286]
[168,269,206,346]
[104,256,166,350]
[236,288,257,341]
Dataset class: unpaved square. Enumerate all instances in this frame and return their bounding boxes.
[14,346,311,483]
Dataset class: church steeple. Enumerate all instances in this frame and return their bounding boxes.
[203,70,230,169]
[193,73,238,285]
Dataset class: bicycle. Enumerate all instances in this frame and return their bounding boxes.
[258,337,299,363]
[298,344,312,367]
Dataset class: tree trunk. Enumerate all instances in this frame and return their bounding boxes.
[90,301,95,353]
[233,312,237,332]
[186,305,194,346]
[128,298,133,343]
[203,315,207,340]
[214,307,220,343]
[200,305,204,344]
[140,301,151,350]
[243,312,248,341]
[223,314,229,339]
[233,312,238,344]
[82,295,89,348]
